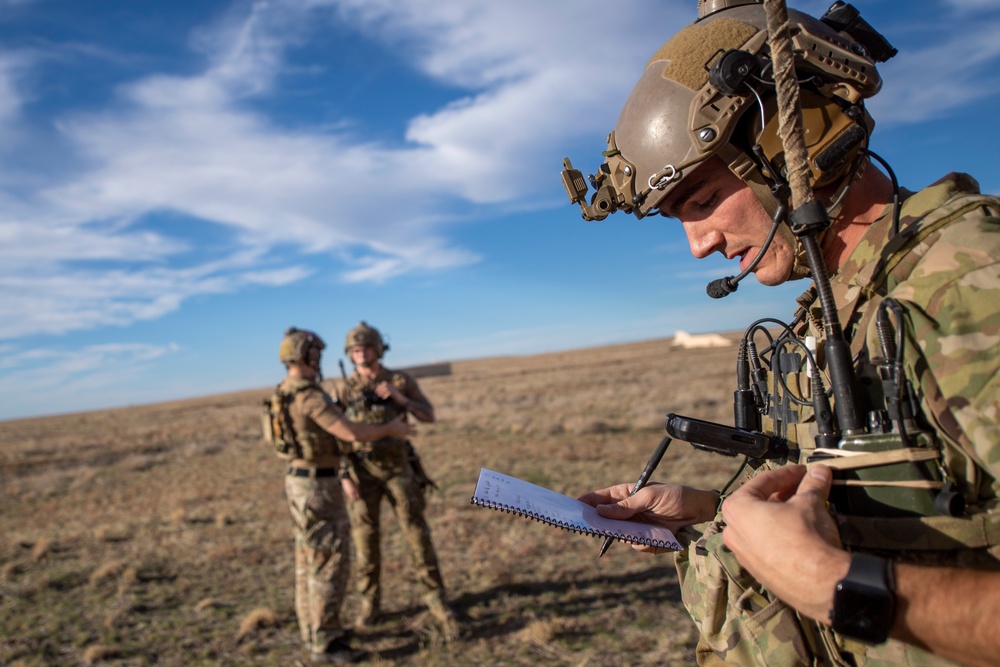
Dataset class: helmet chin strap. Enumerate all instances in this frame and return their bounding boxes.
[715,141,869,288]
[708,145,802,297]
[307,347,323,381]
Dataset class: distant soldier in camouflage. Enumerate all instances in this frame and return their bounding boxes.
[575,1,1000,666]
[335,322,460,641]
[271,327,413,664]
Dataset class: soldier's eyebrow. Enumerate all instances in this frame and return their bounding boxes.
[660,181,703,219]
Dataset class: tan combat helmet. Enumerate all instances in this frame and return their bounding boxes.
[344,321,389,358]
[279,327,326,369]
[561,0,896,221]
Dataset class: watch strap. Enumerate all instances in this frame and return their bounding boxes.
[842,552,894,591]
[832,552,896,644]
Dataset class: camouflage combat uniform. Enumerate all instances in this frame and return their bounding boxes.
[335,368,452,625]
[280,377,354,655]
[676,173,1000,666]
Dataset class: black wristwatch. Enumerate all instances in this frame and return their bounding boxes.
[831,552,896,644]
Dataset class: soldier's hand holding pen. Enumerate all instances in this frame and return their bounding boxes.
[578,484,721,553]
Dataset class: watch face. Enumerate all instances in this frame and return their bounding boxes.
[833,580,893,644]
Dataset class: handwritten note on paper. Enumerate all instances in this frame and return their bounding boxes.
[471,468,681,550]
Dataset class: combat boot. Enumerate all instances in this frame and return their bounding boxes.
[424,592,461,642]
[310,635,366,664]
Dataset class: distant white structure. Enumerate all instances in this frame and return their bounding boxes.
[672,330,733,349]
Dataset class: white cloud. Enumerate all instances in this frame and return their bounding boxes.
[0,248,311,338]
[0,342,182,417]
[0,55,23,125]
[327,0,673,202]
[871,15,1000,125]
[0,342,177,373]
[0,0,682,344]
[2,0,997,418]
[0,221,186,268]
[943,0,1000,12]
[0,51,32,147]
[5,0,994,352]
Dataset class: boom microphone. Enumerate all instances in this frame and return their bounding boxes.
[705,200,786,299]
[707,275,741,298]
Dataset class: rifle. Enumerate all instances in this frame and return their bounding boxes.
[338,359,361,414]
[407,441,438,493]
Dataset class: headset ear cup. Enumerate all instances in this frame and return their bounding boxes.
[750,90,868,189]
[708,49,760,96]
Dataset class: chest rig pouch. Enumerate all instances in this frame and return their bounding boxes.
[262,382,305,460]
[343,372,409,467]
[779,192,1000,554]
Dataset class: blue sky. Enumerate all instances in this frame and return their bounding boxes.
[1,0,998,420]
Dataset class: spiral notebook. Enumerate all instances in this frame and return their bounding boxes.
[471,468,680,550]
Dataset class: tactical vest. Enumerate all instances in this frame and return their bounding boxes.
[342,372,408,427]
[339,370,411,470]
[260,379,344,462]
[770,185,1000,558]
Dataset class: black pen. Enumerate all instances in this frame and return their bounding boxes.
[598,435,672,558]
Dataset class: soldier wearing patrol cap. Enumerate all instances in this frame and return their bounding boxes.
[573,1,1000,666]
[272,327,413,664]
[334,322,460,641]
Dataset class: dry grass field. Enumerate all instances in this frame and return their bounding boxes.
[1,335,746,666]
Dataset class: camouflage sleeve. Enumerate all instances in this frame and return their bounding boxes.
[299,386,346,432]
[881,212,1000,480]
[393,371,435,422]
[398,371,431,407]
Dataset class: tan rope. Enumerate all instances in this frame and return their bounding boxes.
[807,447,940,471]
[832,480,944,489]
[763,0,811,210]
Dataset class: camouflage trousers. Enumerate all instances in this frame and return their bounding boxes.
[675,519,963,667]
[346,453,446,615]
[285,471,352,653]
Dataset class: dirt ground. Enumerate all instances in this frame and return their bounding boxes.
[1,335,746,666]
